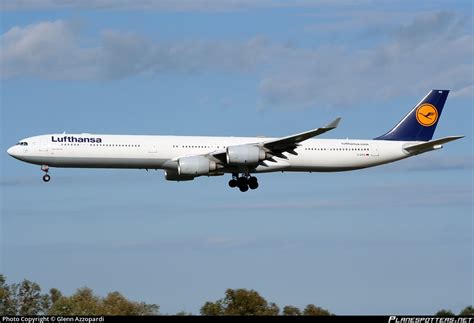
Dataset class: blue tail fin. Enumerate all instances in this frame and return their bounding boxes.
[375,90,449,141]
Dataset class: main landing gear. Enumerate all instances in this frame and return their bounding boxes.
[41,165,51,182]
[228,173,259,192]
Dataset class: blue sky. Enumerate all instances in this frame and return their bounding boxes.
[1,0,473,315]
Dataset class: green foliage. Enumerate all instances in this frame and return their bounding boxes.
[200,288,279,316]
[302,304,332,316]
[0,274,16,315]
[102,291,158,315]
[200,289,332,316]
[0,275,49,315]
[49,288,62,305]
[48,287,101,315]
[48,288,159,315]
[266,302,280,316]
[0,275,158,316]
[201,301,224,315]
[436,309,455,316]
[282,305,301,316]
[15,274,471,317]
[460,306,474,316]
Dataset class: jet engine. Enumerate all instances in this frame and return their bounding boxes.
[165,169,195,182]
[226,145,267,165]
[178,156,217,176]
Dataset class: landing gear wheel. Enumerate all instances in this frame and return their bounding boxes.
[248,176,258,190]
[249,181,259,190]
[229,174,257,192]
[239,184,249,192]
[228,179,237,188]
[41,165,51,183]
[237,177,248,186]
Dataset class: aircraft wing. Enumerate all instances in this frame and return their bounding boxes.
[261,117,341,152]
[403,135,464,154]
[207,149,227,164]
[207,117,341,164]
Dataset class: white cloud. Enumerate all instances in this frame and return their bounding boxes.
[0,0,261,11]
[1,20,101,79]
[1,11,473,108]
[258,11,474,107]
[0,21,269,79]
[0,0,365,11]
[452,84,474,98]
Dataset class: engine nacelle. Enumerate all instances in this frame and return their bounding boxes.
[165,170,195,182]
[178,156,217,176]
[226,145,266,165]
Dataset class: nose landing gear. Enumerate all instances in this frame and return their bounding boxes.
[41,165,51,182]
[228,173,259,192]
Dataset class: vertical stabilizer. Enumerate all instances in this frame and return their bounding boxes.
[375,90,449,141]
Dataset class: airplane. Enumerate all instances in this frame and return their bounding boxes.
[7,90,464,192]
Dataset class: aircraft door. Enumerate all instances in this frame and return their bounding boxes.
[148,144,157,153]
[39,139,49,152]
[370,143,379,156]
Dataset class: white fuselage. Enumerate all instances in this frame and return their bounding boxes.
[7,134,413,174]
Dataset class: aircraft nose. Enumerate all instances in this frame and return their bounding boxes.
[7,146,16,156]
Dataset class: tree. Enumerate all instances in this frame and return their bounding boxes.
[48,287,159,316]
[0,275,16,315]
[102,291,159,315]
[303,304,331,316]
[459,306,474,316]
[17,280,50,315]
[1,276,159,316]
[201,301,224,315]
[266,303,280,316]
[282,305,301,316]
[49,288,62,305]
[49,287,100,315]
[0,276,49,315]
[200,289,279,316]
[435,309,455,316]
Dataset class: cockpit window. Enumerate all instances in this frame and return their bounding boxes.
[16,142,28,146]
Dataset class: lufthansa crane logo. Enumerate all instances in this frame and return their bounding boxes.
[416,104,438,127]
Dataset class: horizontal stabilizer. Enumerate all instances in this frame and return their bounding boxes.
[403,136,464,154]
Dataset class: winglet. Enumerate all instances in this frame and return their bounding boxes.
[325,117,341,130]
